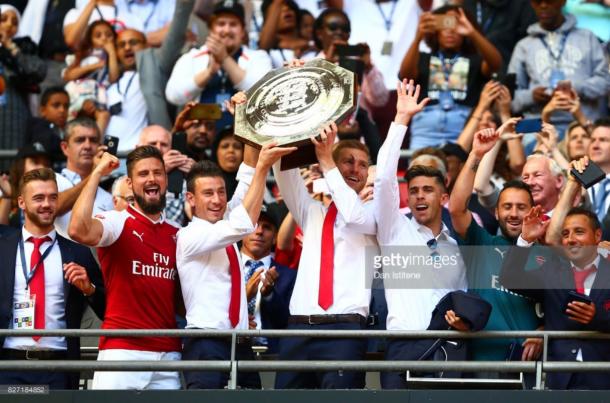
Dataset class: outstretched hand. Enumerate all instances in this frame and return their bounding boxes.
[472,128,500,157]
[394,79,430,126]
[521,205,550,243]
[311,122,338,172]
[225,91,247,116]
[257,141,297,169]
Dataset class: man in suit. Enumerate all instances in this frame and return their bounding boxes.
[0,168,105,390]
[240,206,296,353]
[500,205,610,390]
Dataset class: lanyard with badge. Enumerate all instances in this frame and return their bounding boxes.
[438,51,459,110]
[376,0,398,56]
[110,71,137,115]
[13,237,57,330]
[127,0,159,32]
[539,31,570,89]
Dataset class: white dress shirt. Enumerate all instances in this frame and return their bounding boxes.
[375,123,467,331]
[165,45,272,106]
[106,71,149,152]
[241,253,272,330]
[54,168,113,240]
[272,164,379,317]
[176,164,256,330]
[3,228,67,351]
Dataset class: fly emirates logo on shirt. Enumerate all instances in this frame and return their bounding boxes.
[132,252,177,280]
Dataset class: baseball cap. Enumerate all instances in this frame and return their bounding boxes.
[16,142,50,160]
[213,0,245,24]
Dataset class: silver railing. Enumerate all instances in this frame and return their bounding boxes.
[2,329,610,390]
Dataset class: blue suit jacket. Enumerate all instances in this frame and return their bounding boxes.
[500,246,610,390]
[0,229,106,389]
[259,260,296,353]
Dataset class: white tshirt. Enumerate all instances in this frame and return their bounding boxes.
[64,3,142,33]
[344,0,422,89]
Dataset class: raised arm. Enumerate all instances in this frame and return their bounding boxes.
[398,13,435,80]
[257,0,282,50]
[449,128,500,238]
[456,80,501,152]
[68,152,119,246]
[455,8,501,76]
[63,0,97,50]
[375,79,429,244]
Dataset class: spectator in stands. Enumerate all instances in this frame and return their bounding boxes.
[62,20,118,125]
[449,127,542,365]
[165,0,272,130]
[240,206,296,352]
[461,0,537,66]
[563,122,591,160]
[0,168,105,390]
[541,86,593,133]
[212,127,244,200]
[110,175,133,211]
[376,80,472,389]
[0,4,47,170]
[105,0,194,153]
[172,102,219,162]
[297,8,314,44]
[508,0,610,140]
[501,204,610,390]
[521,154,565,216]
[55,117,113,239]
[137,125,194,225]
[63,0,175,49]
[586,119,610,222]
[259,0,313,67]
[25,86,70,165]
[69,147,183,390]
[400,5,502,149]
[177,143,295,389]
[273,121,377,388]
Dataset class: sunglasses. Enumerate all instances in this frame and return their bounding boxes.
[427,238,440,258]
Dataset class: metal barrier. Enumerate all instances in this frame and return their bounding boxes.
[2,329,610,390]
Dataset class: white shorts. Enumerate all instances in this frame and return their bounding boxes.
[92,349,182,390]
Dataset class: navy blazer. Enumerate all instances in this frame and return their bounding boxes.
[500,246,610,390]
[0,229,106,389]
[259,260,296,353]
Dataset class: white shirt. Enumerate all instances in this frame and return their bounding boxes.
[375,123,467,331]
[165,45,273,106]
[272,164,379,317]
[344,0,422,90]
[241,253,272,330]
[176,164,256,330]
[3,228,67,351]
[116,0,176,33]
[106,71,148,152]
[54,168,113,240]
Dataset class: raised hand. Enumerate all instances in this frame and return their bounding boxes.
[311,122,338,172]
[537,122,559,150]
[93,151,119,177]
[206,32,228,63]
[257,141,298,169]
[395,78,430,125]
[0,173,11,198]
[568,156,589,182]
[260,267,279,297]
[173,101,197,132]
[455,8,475,37]
[226,91,247,116]
[285,59,305,68]
[521,205,550,243]
[472,128,499,157]
[478,80,502,109]
[495,116,522,140]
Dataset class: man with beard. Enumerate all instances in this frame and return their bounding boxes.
[165,1,272,129]
[501,205,610,390]
[449,126,542,366]
[55,117,113,239]
[69,146,182,390]
[105,0,195,153]
[0,168,104,389]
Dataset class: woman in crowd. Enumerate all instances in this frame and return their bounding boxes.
[212,127,244,200]
[399,5,501,150]
[0,5,47,170]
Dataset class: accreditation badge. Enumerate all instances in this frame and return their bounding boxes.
[381,40,393,56]
[13,293,35,330]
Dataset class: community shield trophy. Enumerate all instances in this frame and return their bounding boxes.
[234,58,356,170]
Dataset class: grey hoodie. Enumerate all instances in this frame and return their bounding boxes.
[508,14,609,123]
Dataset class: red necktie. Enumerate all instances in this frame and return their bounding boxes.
[572,265,597,294]
[28,236,51,341]
[319,202,337,310]
[226,244,241,328]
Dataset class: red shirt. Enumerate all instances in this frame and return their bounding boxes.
[95,205,181,352]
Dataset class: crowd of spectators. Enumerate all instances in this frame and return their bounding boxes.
[0,0,609,392]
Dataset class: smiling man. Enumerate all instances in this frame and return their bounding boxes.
[176,141,294,389]
[501,205,610,390]
[68,146,182,390]
[165,0,272,129]
[521,154,564,216]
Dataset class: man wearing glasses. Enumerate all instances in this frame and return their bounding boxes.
[105,0,195,155]
[111,176,134,211]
